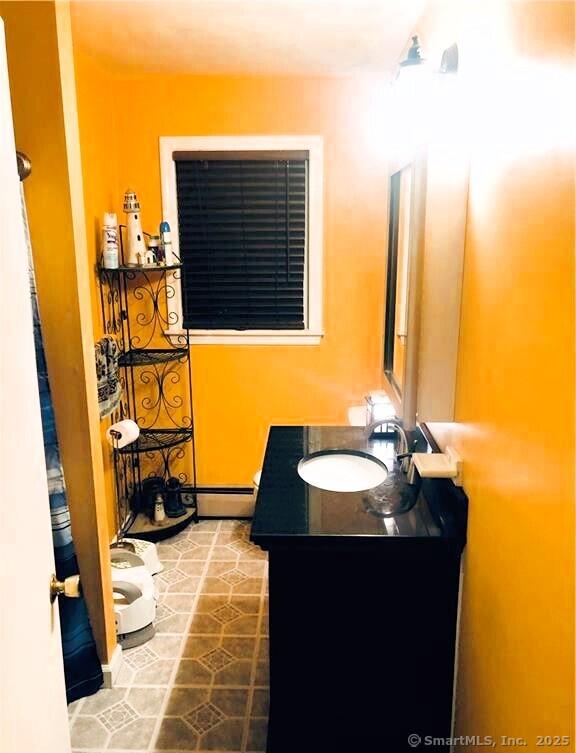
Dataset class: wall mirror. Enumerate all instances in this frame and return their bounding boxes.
[384,164,413,404]
[383,143,468,429]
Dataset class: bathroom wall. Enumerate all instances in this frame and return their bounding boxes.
[419,0,575,747]
[72,62,390,489]
[0,0,116,663]
[74,49,122,537]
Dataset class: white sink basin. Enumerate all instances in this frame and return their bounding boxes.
[297,451,388,493]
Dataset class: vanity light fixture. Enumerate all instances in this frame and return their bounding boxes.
[399,34,426,70]
[397,36,458,78]
[439,43,459,74]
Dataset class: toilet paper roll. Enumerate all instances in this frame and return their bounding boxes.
[106,419,140,449]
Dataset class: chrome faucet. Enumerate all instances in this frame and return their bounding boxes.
[365,418,412,476]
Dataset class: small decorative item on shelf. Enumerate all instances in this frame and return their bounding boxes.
[153,493,166,523]
[123,188,146,266]
[146,234,161,266]
[159,220,172,264]
[101,212,119,269]
[141,476,165,519]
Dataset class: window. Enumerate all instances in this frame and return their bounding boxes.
[160,136,323,345]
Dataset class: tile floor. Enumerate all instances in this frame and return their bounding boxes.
[68,520,269,753]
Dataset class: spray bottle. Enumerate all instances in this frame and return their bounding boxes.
[101,212,119,269]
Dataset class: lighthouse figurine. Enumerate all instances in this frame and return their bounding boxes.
[123,189,146,266]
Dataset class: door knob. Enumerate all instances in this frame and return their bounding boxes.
[50,574,81,603]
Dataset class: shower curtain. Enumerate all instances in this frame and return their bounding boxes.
[22,186,103,703]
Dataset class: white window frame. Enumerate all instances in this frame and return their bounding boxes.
[160,135,324,345]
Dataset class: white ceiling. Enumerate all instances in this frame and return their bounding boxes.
[71,0,426,76]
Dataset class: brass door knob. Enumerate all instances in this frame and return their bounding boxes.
[50,574,81,603]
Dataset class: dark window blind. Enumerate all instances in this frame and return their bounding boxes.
[175,156,308,330]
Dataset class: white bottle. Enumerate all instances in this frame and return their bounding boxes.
[101,212,119,269]
[154,494,166,524]
[123,189,146,266]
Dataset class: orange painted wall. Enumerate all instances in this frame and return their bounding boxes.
[420,1,575,748]
[74,48,121,537]
[73,68,390,487]
[74,50,121,339]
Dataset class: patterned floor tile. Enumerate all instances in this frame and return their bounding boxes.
[174,659,213,685]
[165,686,210,716]
[155,613,191,635]
[170,538,200,554]
[210,688,250,717]
[220,520,250,532]
[254,662,269,687]
[246,717,267,752]
[178,545,212,561]
[156,543,181,560]
[80,687,127,715]
[156,602,176,623]
[148,634,183,659]
[107,716,157,749]
[98,700,137,732]
[69,519,269,753]
[197,646,235,672]
[70,716,109,749]
[124,645,157,671]
[194,520,220,530]
[257,637,268,662]
[182,635,220,659]
[67,697,84,717]
[132,659,175,685]
[199,717,244,751]
[185,702,224,733]
[159,567,189,585]
[125,686,167,716]
[161,593,197,613]
[250,688,269,717]
[165,576,202,594]
[154,717,199,750]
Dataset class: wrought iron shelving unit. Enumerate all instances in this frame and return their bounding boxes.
[98,259,198,542]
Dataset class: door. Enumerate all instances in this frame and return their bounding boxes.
[0,19,71,753]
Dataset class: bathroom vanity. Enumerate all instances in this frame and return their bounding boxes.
[251,426,467,753]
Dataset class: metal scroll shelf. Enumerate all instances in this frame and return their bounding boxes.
[97,251,198,542]
[116,427,194,454]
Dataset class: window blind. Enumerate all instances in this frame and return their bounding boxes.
[175,155,308,330]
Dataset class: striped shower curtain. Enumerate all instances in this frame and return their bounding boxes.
[22,187,103,704]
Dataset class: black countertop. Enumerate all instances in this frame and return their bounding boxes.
[250,425,467,549]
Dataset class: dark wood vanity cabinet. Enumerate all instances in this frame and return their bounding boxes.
[264,542,462,753]
[251,426,467,753]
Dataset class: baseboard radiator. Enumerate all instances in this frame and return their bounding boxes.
[196,486,255,519]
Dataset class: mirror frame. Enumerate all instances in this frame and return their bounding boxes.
[383,157,426,429]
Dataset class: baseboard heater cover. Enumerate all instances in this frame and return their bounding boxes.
[195,488,255,518]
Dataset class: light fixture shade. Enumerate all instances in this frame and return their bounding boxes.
[439,43,459,74]
[399,35,425,68]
